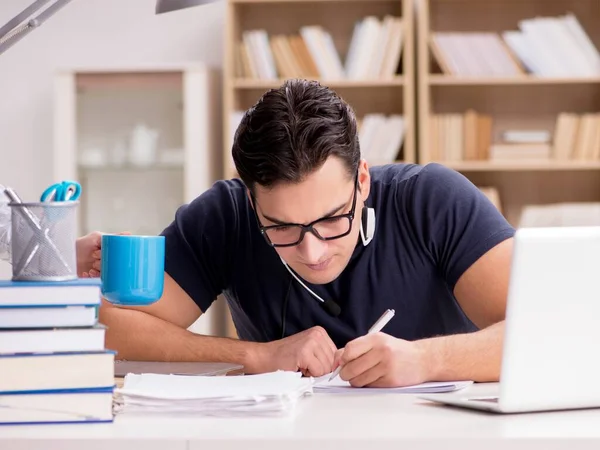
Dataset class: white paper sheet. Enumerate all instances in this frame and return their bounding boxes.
[113,371,313,417]
[312,374,473,394]
[113,370,474,417]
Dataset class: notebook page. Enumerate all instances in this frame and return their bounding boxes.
[313,374,473,394]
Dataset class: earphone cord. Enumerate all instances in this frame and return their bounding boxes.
[280,276,293,339]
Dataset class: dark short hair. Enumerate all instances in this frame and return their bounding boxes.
[232,79,360,193]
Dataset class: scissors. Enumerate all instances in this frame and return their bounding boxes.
[40,180,81,202]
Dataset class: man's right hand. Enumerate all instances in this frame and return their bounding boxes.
[253,326,337,377]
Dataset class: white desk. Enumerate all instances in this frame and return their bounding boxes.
[2,383,600,450]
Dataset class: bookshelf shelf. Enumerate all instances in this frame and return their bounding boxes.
[428,75,600,86]
[233,77,405,89]
[417,0,600,227]
[445,161,600,172]
[74,72,183,90]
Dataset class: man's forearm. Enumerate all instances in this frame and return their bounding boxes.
[418,321,505,382]
[100,307,265,372]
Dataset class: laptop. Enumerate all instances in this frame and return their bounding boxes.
[420,226,600,413]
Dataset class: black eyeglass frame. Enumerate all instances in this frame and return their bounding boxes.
[250,174,359,248]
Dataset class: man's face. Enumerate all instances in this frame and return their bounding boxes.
[252,156,371,285]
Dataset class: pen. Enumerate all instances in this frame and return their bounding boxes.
[328,308,395,381]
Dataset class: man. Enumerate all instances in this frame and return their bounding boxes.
[79,79,514,388]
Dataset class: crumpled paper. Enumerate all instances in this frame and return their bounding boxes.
[0,185,11,262]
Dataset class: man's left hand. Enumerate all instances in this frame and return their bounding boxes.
[334,333,430,388]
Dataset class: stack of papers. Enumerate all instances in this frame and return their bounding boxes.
[312,374,473,394]
[114,370,473,417]
[113,371,313,417]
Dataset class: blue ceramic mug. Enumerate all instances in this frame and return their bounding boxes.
[100,234,165,305]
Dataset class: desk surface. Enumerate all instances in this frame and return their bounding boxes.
[2,383,600,450]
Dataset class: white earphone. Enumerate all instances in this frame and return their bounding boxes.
[360,206,376,246]
[281,258,325,303]
[279,206,376,316]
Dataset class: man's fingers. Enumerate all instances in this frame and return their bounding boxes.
[324,334,337,357]
[303,353,326,377]
[320,334,337,368]
[333,348,344,369]
[348,362,385,388]
[92,261,101,271]
[92,232,104,247]
[341,335,375,365]
[340,346,380,382]
[313,340,335,374]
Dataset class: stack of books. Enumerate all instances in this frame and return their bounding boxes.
[236,15,404,81]
[427,110,492,162]
[430,13,600,78]
[0,278,114,425]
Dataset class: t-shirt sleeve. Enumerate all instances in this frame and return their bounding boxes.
[406,163,515,290]
[159,180,241,313]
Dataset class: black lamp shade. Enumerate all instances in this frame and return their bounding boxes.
[155,0,220,14]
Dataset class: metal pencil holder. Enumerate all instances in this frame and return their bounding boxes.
[9,201,78,281]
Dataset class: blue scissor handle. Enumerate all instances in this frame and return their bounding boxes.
[40,183,60,202]
[40,180,82,202]
[62,181,81,201]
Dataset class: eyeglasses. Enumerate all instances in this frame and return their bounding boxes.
[251,176,358,248]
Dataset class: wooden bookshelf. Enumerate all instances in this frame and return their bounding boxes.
[223,0,415,180]
[417,0,600,226]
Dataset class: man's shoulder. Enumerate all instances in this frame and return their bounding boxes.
[209,177,247,198]
[369,162,461,197]
[188,178,247,210]
[369,162,423,185]
[368,162,482,217]
[369,162,461,184]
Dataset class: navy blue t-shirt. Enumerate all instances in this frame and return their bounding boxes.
[160,163,515,348]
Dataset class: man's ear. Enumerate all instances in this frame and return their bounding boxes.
[358,159,371,201]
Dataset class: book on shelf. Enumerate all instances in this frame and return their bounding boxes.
[235,15,404,81]
[553,112,600,161]
[358,114,405,165]
[428,110,491,162]
[489,143,551,161]
[427,110,600,164]
[0,278,115,425]
[501,130,550,144]
[430,13,600,78]
[430,32,524,77]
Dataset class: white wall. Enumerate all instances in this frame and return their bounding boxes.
[0,0,225,278]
